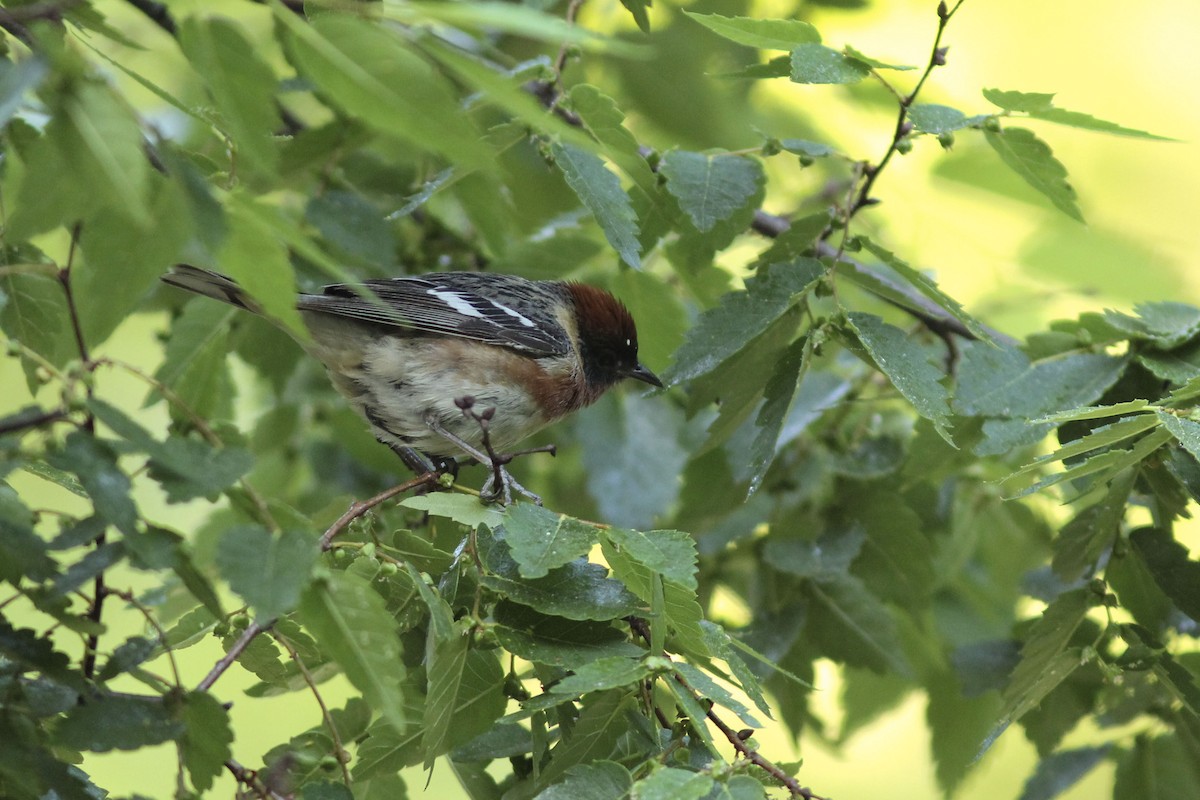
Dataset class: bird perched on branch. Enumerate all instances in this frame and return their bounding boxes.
[162,266,661,502]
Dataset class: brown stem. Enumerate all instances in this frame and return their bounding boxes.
[0,407,69,436]
[196,620,270,692]
[319,473,438,550]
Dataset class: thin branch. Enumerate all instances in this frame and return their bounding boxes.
[224,759,286,800]
[841,0,967,223]
[319,473,438,551]
[196,620,270,692]
[273,631,352,789]
[702,698,827,800]
[109,588,183,689]
[0,406,70,436]
[552,0,587,78]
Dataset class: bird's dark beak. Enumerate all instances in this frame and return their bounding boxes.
[628,362,663,388]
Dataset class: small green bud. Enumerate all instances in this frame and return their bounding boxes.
[378,561,399,577]
[984,117,1002,132]
[798,154,815,167]
[937,132,955,150]
[895,137,913,155]
[230,613,251,630]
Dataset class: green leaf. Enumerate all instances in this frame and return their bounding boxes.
[502,503,601,579]
[955,343,1127,420]
[701,624,774,718]
[1018,746,1110,800]
[715,56,792,80]
[0,482,58,584]
[0,271,73,387]
[1028,107,1174,140]
[1052,471,1134,581]
[217,526,317,621]
[552,143,641,268]
[983,88,1056,112]
[88,397,252,503]
[535,692,633,791]
[742,336,809,495]
[632,767,714,800]
[54,695,184,752]
[54,81,150,225]
[478,530,642,621]
[600,541,709,658]
[577,392,687,529]
[423,620,470,766]
[844,312,953,441]
[49,432,138,536]
[219,196,308,340]
[298,571,407,732]
[1130,527,1200,621]
[179,17,280,177]
[619,0,651,32]
[1114,736,1200,800]
[806,574,911,676]
[983,589,1096,755]
[857,238,994,343]
[600,527,697,590]
[1140,340,1200,383]
[984,89,1172,139]
[74,178,192,347]
[1010,428,1171,501]
[1033,400,1151,424]
[400,493,504,529]
[153,300,236,420]
[778,138,837,158]
[550,655,651,696]
[568,85,658,197]
[675,661,761,728]
[663,258,824,386]
[493,602,640,669]
[1006,414,1160,482]
[660,151,763,233]
[850,488,935,607]
[415,34,595,153]
[277,11,489,171]
[842,45,916,71]
[1106,302,1200,349]
[538,761,632,800]
[765,526,864,579]
[908,103,972,134]
[789,43,870,84]
[682,12,821,50]
[181,691,233,794]
[983,127,1083,222]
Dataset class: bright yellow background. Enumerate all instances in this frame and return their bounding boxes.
[3,0,1198,797]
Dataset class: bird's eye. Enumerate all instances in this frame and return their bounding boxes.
[625,338,632,347]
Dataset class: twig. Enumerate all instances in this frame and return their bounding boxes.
[110,588,183,689]
[552,0,587,78]
[196,620,270,692]
[224,759,286,800]
[319,473,439,550]
[840,0,966,223]
[702,698,826,800]
[273,631,352,788]
[0,407,70,436]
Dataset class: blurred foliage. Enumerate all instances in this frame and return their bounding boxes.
[1,1,1198,799]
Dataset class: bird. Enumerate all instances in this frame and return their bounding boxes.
[161,265,662,501]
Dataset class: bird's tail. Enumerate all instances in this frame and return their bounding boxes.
[161,265,262,314]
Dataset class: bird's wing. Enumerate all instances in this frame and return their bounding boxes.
[297,275,573,357]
